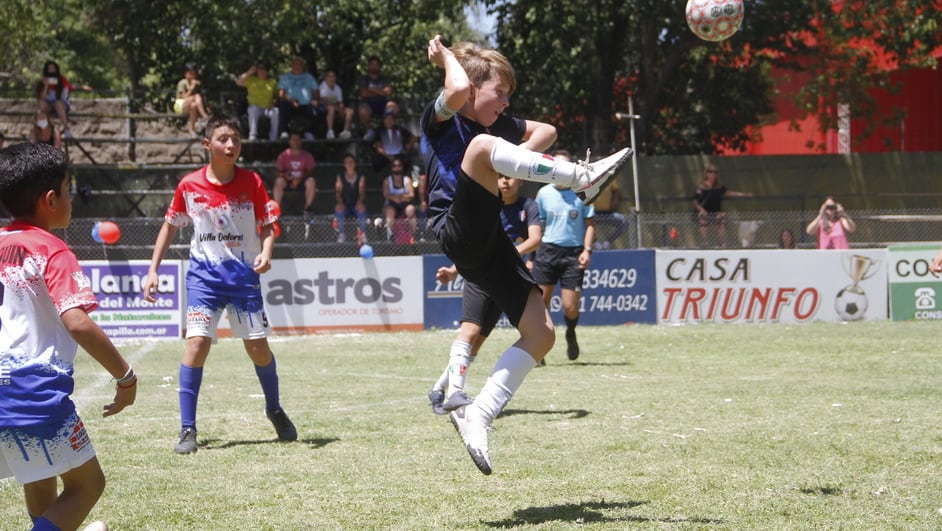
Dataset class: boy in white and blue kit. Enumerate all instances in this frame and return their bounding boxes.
[143,115,296,455]
[0,142,137,531]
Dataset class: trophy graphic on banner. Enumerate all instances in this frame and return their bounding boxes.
[835,254,878,321]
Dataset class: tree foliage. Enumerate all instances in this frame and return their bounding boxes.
[2,1,937,155]
[486,0,941,154]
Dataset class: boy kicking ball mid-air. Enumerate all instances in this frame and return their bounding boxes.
[143,114,296,454]
[421,35,631,474]
[0,142,137,531]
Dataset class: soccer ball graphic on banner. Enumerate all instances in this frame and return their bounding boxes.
[835,284,868,321]
[685,0,744,42]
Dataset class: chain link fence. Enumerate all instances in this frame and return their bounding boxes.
[51,209,942,261]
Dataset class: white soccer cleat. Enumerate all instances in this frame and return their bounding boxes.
[449,404,492,475]
[572,147,633,205]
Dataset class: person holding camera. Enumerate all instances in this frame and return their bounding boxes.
[806,196,856,249]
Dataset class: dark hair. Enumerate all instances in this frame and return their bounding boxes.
[0,143,68,218]
[42,60,64,99]
[779,228,796,249]
[203,114,242,139]
[185,63,199,73]
[367,55,382,65]
[0,131,5,142]
[343,153,356,162]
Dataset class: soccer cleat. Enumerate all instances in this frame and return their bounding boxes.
[267,408,298,441]
[442,390,473,412]
[566,327,580,361]
[82,521,109,531]
[449,405,492,475]
[573,147,633,205]
[174,427,198,454]
[428,389,447,415]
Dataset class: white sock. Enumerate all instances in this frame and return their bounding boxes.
[489,137,578,186]
[473,346,537,421]
[446,341,472,397]
[433,367,449,392]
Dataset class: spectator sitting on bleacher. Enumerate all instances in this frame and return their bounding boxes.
[29,110,62,150]
[371,109,416,172]
[273,132,317,217]
[357,55,393,137]
[36,60,91,140]
[236,61,280,141]
[333,153,368,243]
[382,156,416,242]
[277,56,319,140]
[319,69,354,140]
[174,64,210,137]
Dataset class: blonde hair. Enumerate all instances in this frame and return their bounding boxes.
[451,42,517,95]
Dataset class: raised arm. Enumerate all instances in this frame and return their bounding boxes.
[428,35,471,121]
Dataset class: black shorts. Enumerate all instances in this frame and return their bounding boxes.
[439,172,538,327]
[461,280,502,338]
[532,243,586,291]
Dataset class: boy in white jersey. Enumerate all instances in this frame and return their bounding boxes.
[142,115,296,454]
[0,142,137,531]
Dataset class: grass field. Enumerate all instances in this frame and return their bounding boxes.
[2,321,941,530]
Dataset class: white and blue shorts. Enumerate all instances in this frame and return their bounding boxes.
[0,410,96,485]
[185,288,270,341]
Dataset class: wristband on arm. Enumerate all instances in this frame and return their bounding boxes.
[434,91,457,119]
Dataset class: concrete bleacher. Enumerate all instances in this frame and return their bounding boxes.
[0,96,403,221]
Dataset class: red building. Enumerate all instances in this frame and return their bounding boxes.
[739,2,942,155]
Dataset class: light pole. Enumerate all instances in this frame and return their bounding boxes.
[615,96,641,247]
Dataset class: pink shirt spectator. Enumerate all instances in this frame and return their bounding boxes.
[816,221,849,249]
[275,148,316,182]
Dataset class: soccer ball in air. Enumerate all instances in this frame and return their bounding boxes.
[835,284,868,321]
[685,0,744,42]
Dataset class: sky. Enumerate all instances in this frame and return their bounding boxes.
[465,3,498,44]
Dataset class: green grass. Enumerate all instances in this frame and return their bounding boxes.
[2,322,941,529]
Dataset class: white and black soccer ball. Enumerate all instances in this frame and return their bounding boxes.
[685,0,745,42]
[835,284,868,321]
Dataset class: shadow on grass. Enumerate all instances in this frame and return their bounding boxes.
[481,501,723,528]
[541,360,633,367]
[498,408,589,420]
[202,437,339,450]
[799,485,843,496]
[482,500,723,527]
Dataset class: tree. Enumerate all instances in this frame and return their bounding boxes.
[81,0,479,113]
[485,0,941,155]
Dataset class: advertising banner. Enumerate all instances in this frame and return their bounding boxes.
[656,249,888,324]
[422,249,657,330]
[227,256,425,335]
[81,260,183,339]
[887,244,942,321]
